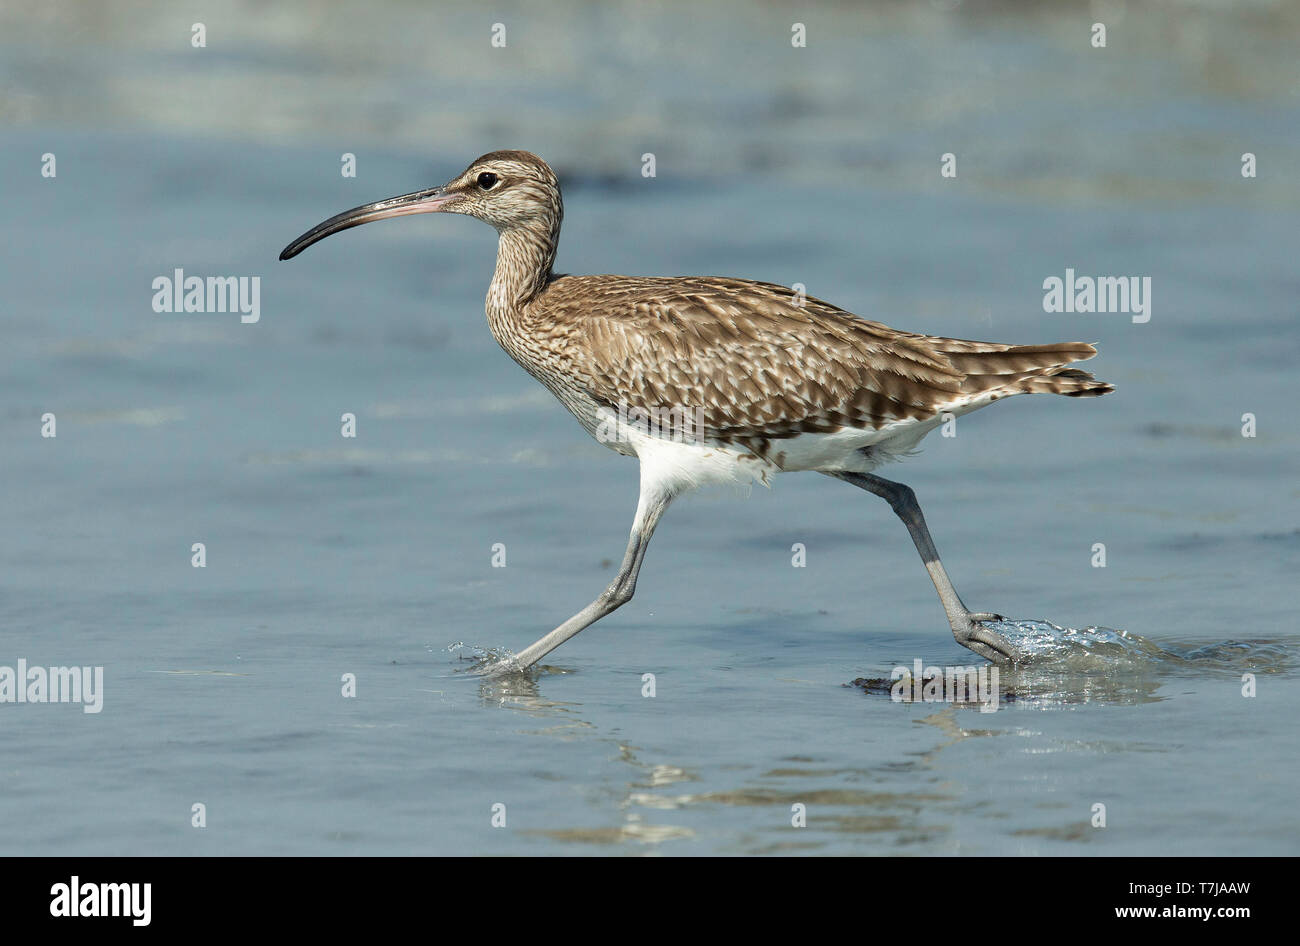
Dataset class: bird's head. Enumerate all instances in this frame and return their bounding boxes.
[279,150,561,261]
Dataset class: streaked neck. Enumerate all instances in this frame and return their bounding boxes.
[487,218,560,313]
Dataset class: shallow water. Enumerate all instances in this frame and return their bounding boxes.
[2,1,1298,855]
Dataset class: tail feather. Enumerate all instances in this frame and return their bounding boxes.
[1020,366,1114,397]
[931,339,1114,399]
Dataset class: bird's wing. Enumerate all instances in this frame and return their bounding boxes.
[536,276,970,441]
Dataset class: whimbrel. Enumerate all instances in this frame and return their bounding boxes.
[281,150,1113,675]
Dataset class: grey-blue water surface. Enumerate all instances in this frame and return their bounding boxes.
[2,1,1298,855]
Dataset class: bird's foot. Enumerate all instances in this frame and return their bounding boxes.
[951,611,1017,665]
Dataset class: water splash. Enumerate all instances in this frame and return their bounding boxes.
[445,641,517,673]
[990,619,1165,667]
[989,618,1289,673]
[855,619,1290,707]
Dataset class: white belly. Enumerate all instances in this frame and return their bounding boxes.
[599,388,1009,495]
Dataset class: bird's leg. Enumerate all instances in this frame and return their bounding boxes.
[483,478,674,676]
[828,471,1017,664]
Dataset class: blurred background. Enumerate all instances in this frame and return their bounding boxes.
[2,0,1298,855]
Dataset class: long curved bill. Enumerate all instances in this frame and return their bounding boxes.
[279,186,463,260]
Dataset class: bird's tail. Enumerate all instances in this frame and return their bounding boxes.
[932,340,1115,398]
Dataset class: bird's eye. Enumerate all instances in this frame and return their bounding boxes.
[476,172,499,190]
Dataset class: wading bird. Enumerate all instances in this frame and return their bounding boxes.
[281,151,1112,675]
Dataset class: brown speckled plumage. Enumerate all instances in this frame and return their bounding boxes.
[519,274,1110,459]
[459,151,1113,469]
